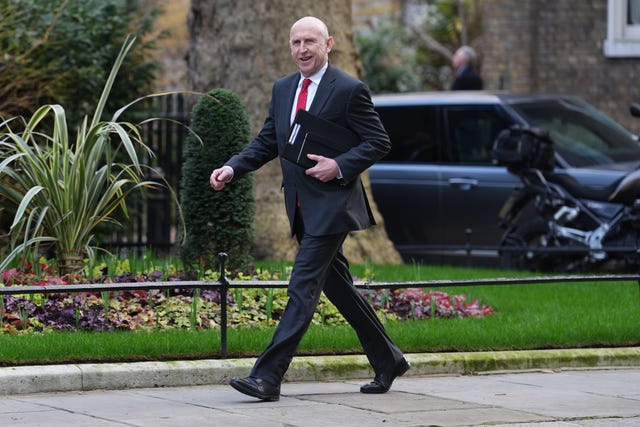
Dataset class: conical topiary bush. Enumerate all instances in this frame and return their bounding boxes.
[180,89,255,272]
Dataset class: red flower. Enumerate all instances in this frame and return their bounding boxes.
[2,268,19,284]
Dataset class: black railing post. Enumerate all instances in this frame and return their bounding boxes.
[218,252,229,358]
[465,228,473,268]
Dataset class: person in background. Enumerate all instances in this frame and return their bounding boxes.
[209,16,409,402]
[450,45,483,90]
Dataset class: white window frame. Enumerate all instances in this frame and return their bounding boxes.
[604,0,640,57]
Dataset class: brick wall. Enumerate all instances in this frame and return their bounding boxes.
[482,0,640,130]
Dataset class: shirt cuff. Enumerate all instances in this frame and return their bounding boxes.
[222,165,235,182]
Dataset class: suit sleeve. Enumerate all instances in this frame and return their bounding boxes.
[225,85,280,177]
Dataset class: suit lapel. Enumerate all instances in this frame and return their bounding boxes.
[282,64,336,133]
[309,65,337,115]
[279,74,300,136]
[286,75,299,115]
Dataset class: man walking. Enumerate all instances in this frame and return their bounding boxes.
[450,45,483,90]
[209,16,409,402]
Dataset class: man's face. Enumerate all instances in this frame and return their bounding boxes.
[289,20,333,77]
[452,51,465,69]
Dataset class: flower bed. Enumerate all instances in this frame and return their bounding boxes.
[0,262,494,334]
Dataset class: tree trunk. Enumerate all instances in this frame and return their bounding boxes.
[187,0,401,264]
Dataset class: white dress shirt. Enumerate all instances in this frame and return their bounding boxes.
[290,63,328,125]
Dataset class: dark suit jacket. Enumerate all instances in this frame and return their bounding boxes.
[450,66,483,90]
[226,64,391,236]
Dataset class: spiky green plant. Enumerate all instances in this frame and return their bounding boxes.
[0,35,161,273]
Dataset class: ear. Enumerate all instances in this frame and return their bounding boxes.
[326,36,334,52]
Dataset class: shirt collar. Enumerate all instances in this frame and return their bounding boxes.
[299,62,329,87]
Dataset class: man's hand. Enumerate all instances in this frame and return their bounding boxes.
[209,166,233,190]
[305,154,340,182]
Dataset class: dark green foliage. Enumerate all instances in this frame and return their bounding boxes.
[356,23,422,93]
[0,0,161,126]
[180,89,255,271]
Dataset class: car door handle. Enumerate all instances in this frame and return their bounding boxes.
[448,178,479,190]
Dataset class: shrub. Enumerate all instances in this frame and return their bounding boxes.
[0,35,160,273]
[180,89,255,271]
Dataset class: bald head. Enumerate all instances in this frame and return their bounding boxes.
[289,16,333,77]
[290,16,330,41]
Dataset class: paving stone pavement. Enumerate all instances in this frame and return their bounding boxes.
[1,349,639,426]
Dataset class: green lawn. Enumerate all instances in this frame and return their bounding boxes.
[1,263,639,366]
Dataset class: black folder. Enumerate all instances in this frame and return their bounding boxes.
[283,110,359,169]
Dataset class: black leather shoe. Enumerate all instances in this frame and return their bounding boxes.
[229,376,281,401]
[360,357,410,394]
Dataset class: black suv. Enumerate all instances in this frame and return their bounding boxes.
[369,92,640,266]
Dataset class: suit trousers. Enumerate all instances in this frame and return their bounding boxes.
[250,212,404,385]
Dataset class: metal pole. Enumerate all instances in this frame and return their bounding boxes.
[218,252,229,358]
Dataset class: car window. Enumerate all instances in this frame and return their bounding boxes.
[443,107,512,164]
[375,106,438,162]
[509,98,640,167]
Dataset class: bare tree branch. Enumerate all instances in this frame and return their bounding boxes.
[407,23,453,61]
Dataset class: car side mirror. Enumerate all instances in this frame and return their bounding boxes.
[630,102,640,118]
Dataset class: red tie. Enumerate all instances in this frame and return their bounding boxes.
[296,78,312,115]
[295,79,311,209]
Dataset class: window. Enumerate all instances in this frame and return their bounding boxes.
[510,98,640,167]
[376,106,439,162]
[443,107,511,165]
[604,0,640,57]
